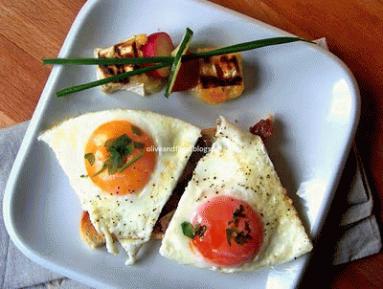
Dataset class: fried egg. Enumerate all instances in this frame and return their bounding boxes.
[160,116,312,272]
[38,109,201,264]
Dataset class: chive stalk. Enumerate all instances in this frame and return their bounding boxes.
[164,28,194,97]
[118,151,144,173]
[56,63,168,97]
[43,57,173,65]
[185,37,306,60]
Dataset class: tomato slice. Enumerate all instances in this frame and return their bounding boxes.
[171,57,200,92]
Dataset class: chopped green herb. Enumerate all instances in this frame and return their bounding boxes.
[181,222,195,239]
[80,174,88,178]
[181,221,207,239]
[234,230,252,245]
[89,134,142,177]
[93,163,107,177]
[226,226,252,246]
[195,224,207,238]
[84,153,95,166]
[131,125,142,136]
[105,134,132,149]
[233,204,246,225]
[104,134,134,174]
[233,204,246,219]
[226,228,235,246]
[226,205,252,246]
[106,149,123,174]
[117,151,144,173]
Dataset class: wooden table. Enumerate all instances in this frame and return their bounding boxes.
[0,0,382,288]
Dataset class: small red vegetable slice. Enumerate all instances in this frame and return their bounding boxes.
[171,55,200,92]
[141,32,174,78]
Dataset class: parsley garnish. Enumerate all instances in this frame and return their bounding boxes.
[91,134,144,176]
[181,222,207,239]
[233,205,246,219]
[105,134,132,152]
[181,222,195,238]
[195,224,207,238]
[226,225,252,246]
[117,150,144,173]
[235,222,252,245]
[84,153,95,166]
[226,227,235,246]
[226,205,252,246]
[93,164,107,177]
[232,204,246,226]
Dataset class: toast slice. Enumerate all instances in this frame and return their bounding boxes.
[80,211,105,248]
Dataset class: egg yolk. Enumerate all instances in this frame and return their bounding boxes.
[191,196,264,267]
[85,121,156,195]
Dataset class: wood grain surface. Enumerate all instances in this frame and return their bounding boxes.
[0,0,382,288]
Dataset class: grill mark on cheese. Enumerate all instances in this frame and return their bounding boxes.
[132,41,138,56]
[199,54,243,89]
[200,75,243,88]
[221,55,240,72]
[131,41,139,68]
[215,63,224,79]
[98,40,142,84]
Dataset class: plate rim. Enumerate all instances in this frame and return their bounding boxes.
[2,0,361,288]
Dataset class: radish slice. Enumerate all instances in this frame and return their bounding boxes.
[142,32,174,78]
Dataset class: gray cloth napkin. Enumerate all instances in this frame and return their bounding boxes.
[333,145,382,264]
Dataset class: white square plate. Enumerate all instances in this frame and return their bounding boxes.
[3,0,360,288]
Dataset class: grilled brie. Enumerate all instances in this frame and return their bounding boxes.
[95,34,163,96]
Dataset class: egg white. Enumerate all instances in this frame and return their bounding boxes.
[160,116,312,272]
[38,109,201,264]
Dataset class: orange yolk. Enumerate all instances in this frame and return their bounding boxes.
[85,121,156,195]
[192,196,264,267]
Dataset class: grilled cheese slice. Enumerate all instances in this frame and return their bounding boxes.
[95,34,163,96]
[195,48,244,104]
